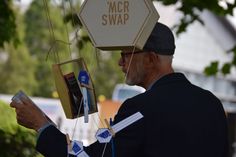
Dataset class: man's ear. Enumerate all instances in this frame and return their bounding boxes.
[144,52,158,68]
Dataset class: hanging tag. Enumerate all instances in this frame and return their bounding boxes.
[77,151,90,157]
[112,112,143,133]
[83,87,89,123]
[68,140,90,157]
[68,141,83,156]
[95,128,112,143]
[95,112,144,143]
[78,70,90,123]
[104,119,115,136]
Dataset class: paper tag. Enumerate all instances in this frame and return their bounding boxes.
[95,112,144,143]
[112,112,143,133]
[82,87,89,123]
[95,128,112,143]
[68,140,90,157]
[68,141,83,156]
[77,151,90,157]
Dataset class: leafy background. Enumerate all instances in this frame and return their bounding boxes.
[0,101,42,157]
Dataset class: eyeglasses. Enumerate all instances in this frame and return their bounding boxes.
[120,51,145,62]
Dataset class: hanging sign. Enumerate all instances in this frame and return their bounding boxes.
[68,140,90,157]
[95,128,113,143]
[78,0,159,50]
[95,112,144,143]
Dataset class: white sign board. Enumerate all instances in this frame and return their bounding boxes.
[78,0,159,50]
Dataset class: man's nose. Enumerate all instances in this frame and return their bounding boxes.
[118,57,124,66]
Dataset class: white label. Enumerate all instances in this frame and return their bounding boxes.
[82,87,89,123]
[112,112,143,133]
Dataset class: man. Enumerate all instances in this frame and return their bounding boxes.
[10,22,228,157]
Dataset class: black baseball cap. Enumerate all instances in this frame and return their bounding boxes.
[143,22,175,55]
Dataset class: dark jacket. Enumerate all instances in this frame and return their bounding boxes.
[36,73,228,157]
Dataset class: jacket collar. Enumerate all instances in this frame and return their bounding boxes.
[149,73,190,90]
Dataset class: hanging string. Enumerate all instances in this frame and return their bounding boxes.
[54,39,71,45]
[68,0,77,29]
[42,1,111,156]
[96,112,106,128]
[110,118,115,157]
[61,0,72,59]
[71,28,81,46]
[95,48,100,69]
[71,97,83,140]
[124,46,136,84]
[101,143,108,157]
[68,0,82,58]
[91,113,100,129]
[42,0,60,63]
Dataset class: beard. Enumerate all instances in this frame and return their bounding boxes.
[125,61,146,86]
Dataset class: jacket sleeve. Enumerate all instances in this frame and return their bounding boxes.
[36,125,68,157]
[36,99,144,157]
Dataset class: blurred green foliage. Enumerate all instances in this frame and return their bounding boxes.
[0,1,36,96]
[0,0,18,47]
[0,101,42,157]
[156,0,236,35]
[204,46,236,76]
[24,0,73,97]
[154,0,236,76]
[0,42,36,95]
[0,0,236,98]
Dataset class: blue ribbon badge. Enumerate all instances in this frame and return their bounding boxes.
[78,70,89,85]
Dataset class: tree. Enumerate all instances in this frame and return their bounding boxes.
[0,42,36,95]
[1,0,236,96]
[0,0,18,47]
[1,0,236,50]
[154,0,236,76]
[155,0,235,34]
[0,101,41,157]
[0,5,36,95]
[24,0,73,97]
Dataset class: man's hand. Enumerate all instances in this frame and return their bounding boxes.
[10,96,48,132]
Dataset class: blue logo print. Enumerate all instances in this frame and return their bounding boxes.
[98,130,111,139]
[72,143,81,153]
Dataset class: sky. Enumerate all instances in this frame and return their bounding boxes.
[17,0,32,6]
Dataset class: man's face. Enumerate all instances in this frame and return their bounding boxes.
[118,50,146,86]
